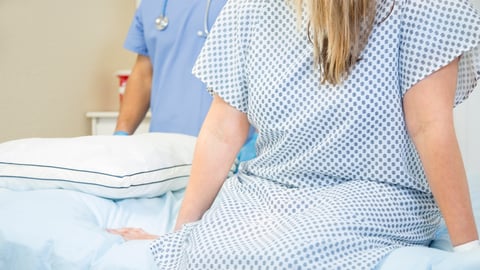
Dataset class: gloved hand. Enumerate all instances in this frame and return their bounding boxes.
[233,132,258,173]
[237,132,258,163]
[113,131,129,136]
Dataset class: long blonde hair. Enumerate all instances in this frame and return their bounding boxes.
[293,0,376,85]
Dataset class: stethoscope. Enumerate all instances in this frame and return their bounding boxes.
[155,0,212,38]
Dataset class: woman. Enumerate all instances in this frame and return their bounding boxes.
[110,0,480,268]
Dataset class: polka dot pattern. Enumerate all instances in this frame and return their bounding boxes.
[152,0,480,269]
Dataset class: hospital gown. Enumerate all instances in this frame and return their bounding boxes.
[150,0,480,269]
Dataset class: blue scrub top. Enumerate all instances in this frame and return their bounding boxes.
[124,0,227,136]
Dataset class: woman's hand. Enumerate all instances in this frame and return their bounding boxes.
[107,228,158,241]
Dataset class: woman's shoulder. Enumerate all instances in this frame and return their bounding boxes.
[220,0,269,16]
[395,0,478,16]
[211,0,269,36]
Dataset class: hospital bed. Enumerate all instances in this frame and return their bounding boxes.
[0,132,479,269]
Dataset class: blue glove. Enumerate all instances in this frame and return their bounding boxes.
[233,133,258,173]
[113,131,129,136]
[237,133,258,162]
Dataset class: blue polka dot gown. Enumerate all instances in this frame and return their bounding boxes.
[150,0,480,269]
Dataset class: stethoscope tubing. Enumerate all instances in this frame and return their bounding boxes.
[156,0,212,38]
[201,0,212,37]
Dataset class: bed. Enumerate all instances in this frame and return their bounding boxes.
[0,132,479,270]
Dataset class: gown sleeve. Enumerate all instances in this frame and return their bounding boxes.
[398,0,480,106]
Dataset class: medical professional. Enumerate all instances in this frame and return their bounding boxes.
[113,0,227,137]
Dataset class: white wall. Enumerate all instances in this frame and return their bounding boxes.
[455,88,480,176]
[456,0,480,175]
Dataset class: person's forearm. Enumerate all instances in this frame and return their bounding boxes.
[412,121,478,246]
[173,129,236,230]
[115,55,152,134]
[115,92,150,134]
[173,96,249,231]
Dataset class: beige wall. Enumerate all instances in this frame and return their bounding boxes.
[0,0,137,142]
[1,0,480,148]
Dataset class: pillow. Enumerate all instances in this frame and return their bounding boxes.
[0,133,197,199]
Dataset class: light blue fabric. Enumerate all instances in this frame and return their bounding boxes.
[91,240,157,270]
[233,132,258,173]
[113,130,129,136]
[377,246,480,270]
[124,0,227,136]
[0,188,184,270]
[377,246,468,270]
[1,174,479,269]
[432,249,480,270]
[237,132,258,163]
[377,172,480,269]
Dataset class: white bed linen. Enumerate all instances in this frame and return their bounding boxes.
[0,133,197,199]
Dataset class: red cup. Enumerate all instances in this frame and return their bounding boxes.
[115,70,131,103]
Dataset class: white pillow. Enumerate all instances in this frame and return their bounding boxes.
[0,133,197,199]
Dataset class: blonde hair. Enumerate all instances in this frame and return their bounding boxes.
[293,0,376,85]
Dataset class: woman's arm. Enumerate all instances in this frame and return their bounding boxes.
[114,54,152,134]
[403,57,479,247]
[108,95,250,240]
[174,94,250,230]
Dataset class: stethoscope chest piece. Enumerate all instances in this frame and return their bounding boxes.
[155,16,169,31]
[155,0,211,35]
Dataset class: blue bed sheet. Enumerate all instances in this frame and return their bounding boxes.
[1,173,479,270]
[0,188,183,270]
